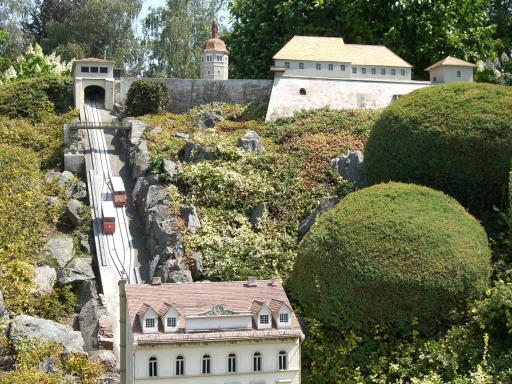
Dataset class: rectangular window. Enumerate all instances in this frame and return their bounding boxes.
[316,63,321,70]
[207,70,211,75]
[279,313,289,323]
[100,67,108,74]
[176,358,184,376]
[207,55,212,62]
[328,64,333,71]
[372,68,376,74]
[381,68,386,75]
[90,67,98,73]
[81,67,89,73]
[167,317,176,327]
[279,353,287,370]
[145,318,155,328]
[362,68,366,74]
[340,65,346,71]
[260,314,269,324]
[202,357,210,374]
[401,69,406,76]
[217,55,222,61]
[228,355,236,373]
[285,61,290,68]
[253,354,261,372]
[457,70,461,77]
[391,69,396,75]
[352,67,357,73]
[299,62,304,69]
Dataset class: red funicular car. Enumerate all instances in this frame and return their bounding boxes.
[102,200,116,234]
[111,176,126,207]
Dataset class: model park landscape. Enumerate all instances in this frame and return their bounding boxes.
[0,0,512,383]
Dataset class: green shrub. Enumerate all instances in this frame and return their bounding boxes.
[126,79,170,116]
[0,75,72,122]
[290,182,492,336]
[363,83,512,228]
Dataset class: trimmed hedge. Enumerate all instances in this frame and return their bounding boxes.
[363,83,512,227]
[0,75,72,122]
[126,79,170,116]
[290,182,491,336]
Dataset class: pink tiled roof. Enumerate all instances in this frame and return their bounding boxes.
[124,280,304,344]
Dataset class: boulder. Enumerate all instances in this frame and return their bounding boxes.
[182,141,215,164]
[33,265,57,296]
[195,112,224,130]
[67,180,87,200]
[67,198,84,227]
[191,251,204,281]
[298,196,340,239]
[163,159,177,182]
[130,139,150,180]
[39,357,59,374]
[180,205,202,234]
[113,103,126,117]
[239,130,265,153]
[77,280,98,312]
[149,125,163,136]
[9,315,85,355]
[329,150,364,186]
[250,202,268,228]
[0,290,9,323]
[175,132,189,140]
[80,234,91,254]
[154,266,192,283]
[90,350,117,370]
[134,175,161,217]
[78,296,106,352]
[44,168,74,188]
[44,238,74,269]
[58,257,94,286]
[44,195,59,207]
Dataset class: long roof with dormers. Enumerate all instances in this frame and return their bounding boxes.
[273,35,412,68]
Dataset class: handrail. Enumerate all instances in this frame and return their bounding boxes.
[71,121,132,130]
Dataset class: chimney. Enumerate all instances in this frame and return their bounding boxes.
[212,19,219,39]
[152,276,162,286]
[270,276,278,286]
[247,276,257,287]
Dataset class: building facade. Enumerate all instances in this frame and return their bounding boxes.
[120,278,304,384]
[425,56,476,83]
[72,58,115,110]
[200,20,229,80]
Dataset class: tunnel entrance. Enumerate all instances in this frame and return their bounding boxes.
[84,85,105,107]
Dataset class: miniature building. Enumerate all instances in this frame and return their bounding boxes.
[72,58,115,110]
[200,20,229,80]
[271,36,413,81]
[120,278,304,384]
[425,56,476,83]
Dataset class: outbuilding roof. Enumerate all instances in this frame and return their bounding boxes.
[74,57,115,64]
[124,280,304,344]
[425,56,476,71]
[273,35,412,68]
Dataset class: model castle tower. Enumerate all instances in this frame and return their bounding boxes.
[200,19,229,80]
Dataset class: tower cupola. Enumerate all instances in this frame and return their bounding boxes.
[200,19,229,80]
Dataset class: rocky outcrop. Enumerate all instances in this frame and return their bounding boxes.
[67,198,85,227]
[195,112,224,130]
[182,141,215,164]
[80,234,92,254]
[175,132,189,140]
[113,103,126,118]
[77,280,97,312]
[44,237,74,269]
[298,196,340,239]
[250,202,268,228]
[191,251,204,281]
[130,139,150,180]
[9,315,85,355]
[154,266,192,283]
[90,350,117,370]
[68,180,87,200]
[163,159,177,182]
[44,168,74,187]
[239,130,265,153]
[180,205,202,234]
[329,150,364,186]
[58,258,95,286]
[33,265,57,296]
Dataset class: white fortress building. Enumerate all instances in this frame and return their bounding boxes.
[200,20,229,80]
[120,277,304,384]
[265,36,475,121]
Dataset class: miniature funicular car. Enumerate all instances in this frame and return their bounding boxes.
[101,200,116,234]
[110,176,126,207]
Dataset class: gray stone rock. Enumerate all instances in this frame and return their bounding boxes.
[0,290,9,323]
[91,350,117,370]
[298,196,340,239]
[182,141,215,164]
[149,125,163,136]
[33,265,57,296]
[67,198,84,227]
[44,195,59,207]
[163,159,177,182]
[145,185,170,212]
[180,205,202,234]
[239,130,265,153]
[113,103,125,117]
[80,234,91,254]
[134,175,161,217]
[154,266,192,283]
[67,180,87,200]
[175,132,189,140]
[125,118,147,144]
[329,150,364,186]
[64,152,86,178]
[77,280,98,312]
[39,357,59,374]
[191,251,204,281]
[250,202,268,228]
[9,315,85,355]
[195,112,224,130]
[44,168,74,188]
[79,296,106,352]
[130,139,150,180]
[58,258,94,286]
[44,238,74,269]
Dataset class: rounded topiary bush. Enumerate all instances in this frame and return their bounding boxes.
[126,79,170,116]
[290,182,491,336]
[363,83,512,226]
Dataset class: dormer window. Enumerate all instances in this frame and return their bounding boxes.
[260,314,269,325]
[167,317,176,327]
[279,313,289,323]
[163,306,179,333]
[275,303,291,329]
[146,318,155,328]
[140,306,159,334]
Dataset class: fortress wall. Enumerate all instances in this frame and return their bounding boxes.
[118,78,273,114]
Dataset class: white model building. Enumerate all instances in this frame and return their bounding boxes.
[200,20,229,80]
[120,277,304,384]
[425,56,476,83]
[72,58,115,110]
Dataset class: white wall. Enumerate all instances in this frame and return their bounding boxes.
[429,66,473,83]
[275,60,411,81]
[73,78,115,110]
[265,77,431,122]
[132,338,301,384]
[74,62,114,78]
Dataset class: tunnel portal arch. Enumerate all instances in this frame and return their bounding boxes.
[84,85,106,107]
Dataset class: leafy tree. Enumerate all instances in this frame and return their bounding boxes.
[24,0,67,43]
[226,0,496,79]
[143,0,224,78]
[0,0,33,59]
[476,49,512,85]
[489,0,512,49]
[0,31,10,72]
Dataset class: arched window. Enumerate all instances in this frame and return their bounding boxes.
[278,351,287,370]
[176,355,184,376]
[149,357,157,377]
[202,354,211,374]
[299,88,307,95]
[253,352,261,372]
[228,353,236,373]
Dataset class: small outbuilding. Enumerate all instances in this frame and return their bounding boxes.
[72,58,115,110]
[425,56,476,83]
